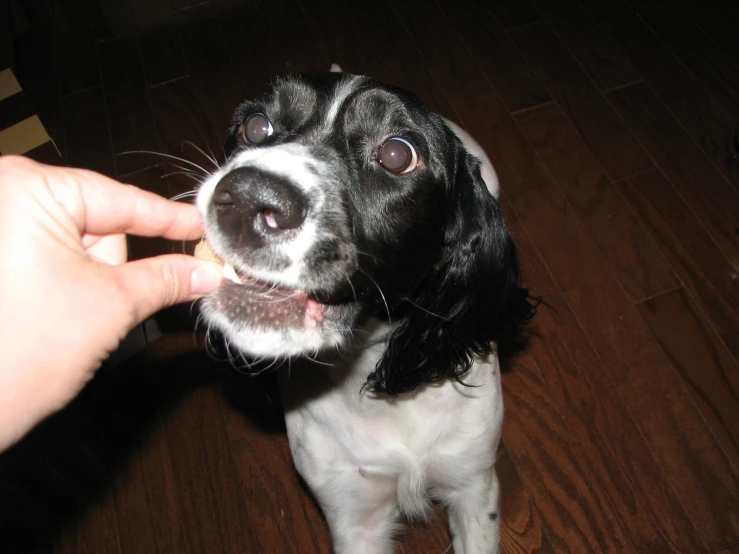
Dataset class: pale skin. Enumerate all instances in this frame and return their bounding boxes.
[0,156,224,451]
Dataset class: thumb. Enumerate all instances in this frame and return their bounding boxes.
[113,254,224,325]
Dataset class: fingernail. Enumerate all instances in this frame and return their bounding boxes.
[191,262,224,295]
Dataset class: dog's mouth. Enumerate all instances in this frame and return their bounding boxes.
[218,261,326,330]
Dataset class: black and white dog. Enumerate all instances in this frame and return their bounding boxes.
[195,66,534,554]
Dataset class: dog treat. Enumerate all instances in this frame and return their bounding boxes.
[194,240,224,265]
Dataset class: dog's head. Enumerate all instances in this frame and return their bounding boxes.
[196,71,534,395]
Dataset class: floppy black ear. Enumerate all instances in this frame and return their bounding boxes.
[366,147,535,396]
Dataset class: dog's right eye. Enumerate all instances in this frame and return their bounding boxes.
[240,113,273,144]
[377,138,418,174]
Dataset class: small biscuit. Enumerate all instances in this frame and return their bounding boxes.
[194,240,224,265]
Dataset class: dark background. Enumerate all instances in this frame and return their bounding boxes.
[1,0,738,552]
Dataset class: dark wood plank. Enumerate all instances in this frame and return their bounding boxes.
[297,0,382,78]
[438,0,551,113]
[395,508,451,552]
[131,0,188,87]
[24,141,65,166]
[632,1,739,123]
[637,287,739,474]
[501,349,630,553]
[14,26,66,156]
[385,0,526,169]
[98,36,161,177]
[618,170,739,365]
[62,86,115,176]
[159,385,258,553]
[487,0,541,30]
[54,493,121,554]
[583,0,739,190]
[0,342,214,554]
[175,2,246,140]
[171,0,203,11]
[90,0,138,41]
[253,0,330,75]
[688,1,739,68]
[212,0,276,99]
[503,157,739,549]
[343,0,457,120]
[51,0,101,96]
[508,21,653,181]
[220,376,331,554]
[532,1,641,91]
[111,416,191,554]
[148,77,221,198]
[607,83,739,271]
[504,210,706,553]
[514,102,678,302]
[0,91,39,130]
[496,446,555,554]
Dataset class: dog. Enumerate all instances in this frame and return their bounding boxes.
[195,66,534,553]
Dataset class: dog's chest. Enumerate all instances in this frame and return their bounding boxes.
[278,324,503,494]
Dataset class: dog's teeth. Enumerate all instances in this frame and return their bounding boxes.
[223,263,243,284]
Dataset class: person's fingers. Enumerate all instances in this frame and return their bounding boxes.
[84,233,128,265]
[67,176,204,240]
[112,255,223,325]
[1,156,205,241]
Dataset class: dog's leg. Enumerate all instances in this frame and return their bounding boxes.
[443,467,501,554]
[310,474,400,554]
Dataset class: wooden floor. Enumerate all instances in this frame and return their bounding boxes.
[2,0,739,552]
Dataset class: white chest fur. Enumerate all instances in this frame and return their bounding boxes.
[277,321,503,547]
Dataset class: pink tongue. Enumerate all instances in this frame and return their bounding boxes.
[304,299,325,328]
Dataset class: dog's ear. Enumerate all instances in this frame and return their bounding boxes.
[366,142,536,396]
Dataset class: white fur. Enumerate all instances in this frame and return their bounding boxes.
[325,75,363,131]
[279,321,502,554]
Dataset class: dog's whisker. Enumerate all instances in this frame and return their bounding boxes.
[168,163,209,189]
[162,171,204,184]
[336,267,359,303]
[357,268,392,324]
[304,355,335,367]
[182,139,220,169]
[169,190,199,202]
[119,150,211,176]
[402,297,450,321]
[168,162,200,175]
[355,249,386,266]
[186,113,224,168]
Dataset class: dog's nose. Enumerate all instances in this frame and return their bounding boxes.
[211,167,308,245]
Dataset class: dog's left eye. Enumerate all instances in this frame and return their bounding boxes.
[377,138,418,174]
[240,113,273,144]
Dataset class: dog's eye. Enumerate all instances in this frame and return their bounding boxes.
[377,138,418,174]
[241,113,273,144]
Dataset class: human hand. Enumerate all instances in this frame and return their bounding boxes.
[0,156,223,451]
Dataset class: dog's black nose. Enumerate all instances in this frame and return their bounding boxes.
[212,167,308,246]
